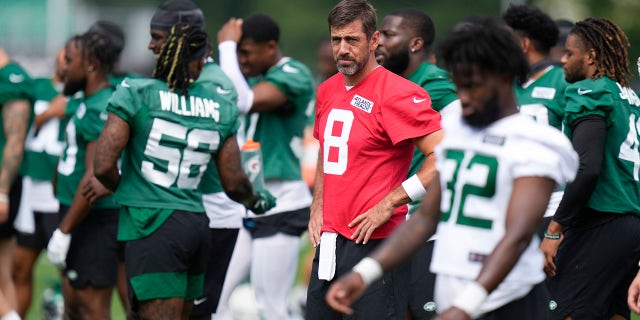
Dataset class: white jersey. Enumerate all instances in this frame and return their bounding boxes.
[431,113,578,313]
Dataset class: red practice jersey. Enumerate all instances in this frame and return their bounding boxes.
[314,67,441,239]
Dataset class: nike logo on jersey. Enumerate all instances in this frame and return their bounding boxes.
[76,103,87,119]
[120,79,130,88]
[9,73,24,83]
[193,297,207,305]
[99,112,108,121]
[282,64,299,74]
[350,94,373,113]
[413,97,427,104]
[577,88,592,95]
[216,86,232,95]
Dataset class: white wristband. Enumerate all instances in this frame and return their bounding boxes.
[401,174,426,201]
[0,193,8,203]
[452,281,488,316]
[0,310,20,320]
[352,257,383,287]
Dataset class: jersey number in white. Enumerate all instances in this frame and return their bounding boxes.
[519,103,549,125]
[619,114,640,181]
[323,109,354,175]
[142,118,219,188]
[57,121,78,176]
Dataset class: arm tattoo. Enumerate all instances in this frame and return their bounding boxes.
[94,113,130,191]
[0,99,30,193]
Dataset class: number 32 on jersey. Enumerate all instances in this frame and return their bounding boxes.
[440,149,498,230]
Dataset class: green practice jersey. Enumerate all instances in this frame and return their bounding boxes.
[22,78,65,180]
[198,59,239,194]
[515,66,567,131]
[0,63,34,164]
[406,62,457,213]
[108,78,239,240]
[564,77,640,215]
[110,72,141,89]
[246,57,314,181]
[57,87,116,208]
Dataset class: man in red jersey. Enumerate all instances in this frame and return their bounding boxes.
[305,0,443,318]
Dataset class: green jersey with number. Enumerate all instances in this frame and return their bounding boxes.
[57,87,116,208]
[22,78,65,180]
[246,57,314,180]
[0,63,34,164]
[406,62,456,213]
[515,66,567,131]
[198,59,239,194]
[108,78,239,239]
[564,77,640,214]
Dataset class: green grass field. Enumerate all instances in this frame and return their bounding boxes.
[25,253,126,320]
[26,246,640,320]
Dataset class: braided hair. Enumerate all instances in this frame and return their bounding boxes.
[80,30,119,75]
[438,18,529,86]
[152,24,209,95]
[571,17,631,86]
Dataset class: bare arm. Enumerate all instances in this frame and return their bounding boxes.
[247,82,288,113]
[0,99,30,221]
[35,94,66,129]
[349,129,444,244]
[93,113,129,191]
[215,135,258,206]
[371,174,441,269]
[628,270,640,314]
[308,151,324,247]
[0,48,8,69]
[0,99,30,194]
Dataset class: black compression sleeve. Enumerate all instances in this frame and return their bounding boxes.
[552,115,606,227]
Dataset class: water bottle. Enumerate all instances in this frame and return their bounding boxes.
[241,139,265,190]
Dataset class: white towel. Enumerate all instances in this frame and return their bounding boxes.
[318,232,338,281]
[14,177,35,234]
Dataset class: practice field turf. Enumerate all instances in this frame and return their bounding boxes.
[25,249,640,319]
[26,253,126,320]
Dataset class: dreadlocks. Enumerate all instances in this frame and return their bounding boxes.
[152,24,208,95]
[80,30,119,75]
[571,17,631,86]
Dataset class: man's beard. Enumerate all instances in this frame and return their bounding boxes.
[382,49,410,75]
[563,64,586,84]
[337,52,369,76]
[63,77,86,96]
[463,91,502,128]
